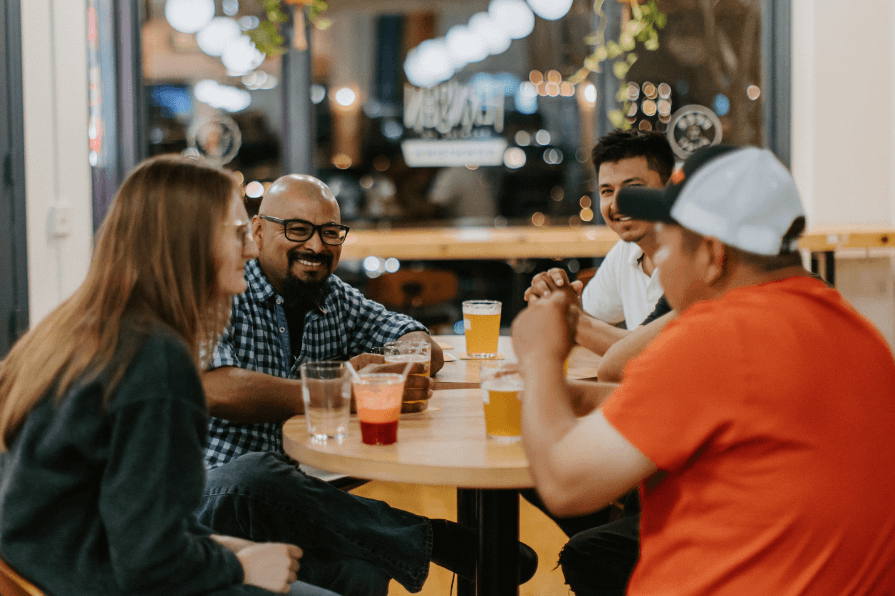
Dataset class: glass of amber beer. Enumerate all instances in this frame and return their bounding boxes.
[384,341,431,413]
[383,341,431,377]
[462,300,501,358]
[480,364,523,443]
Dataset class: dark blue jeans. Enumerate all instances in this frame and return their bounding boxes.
[195,452,432,596]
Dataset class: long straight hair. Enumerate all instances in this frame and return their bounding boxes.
[0,155,237,450]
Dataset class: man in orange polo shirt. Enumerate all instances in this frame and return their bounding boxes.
[511,145,895,595]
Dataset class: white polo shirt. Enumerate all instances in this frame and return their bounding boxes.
[581,239,664,328]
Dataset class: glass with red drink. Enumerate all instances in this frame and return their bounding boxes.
[352,372,405,445]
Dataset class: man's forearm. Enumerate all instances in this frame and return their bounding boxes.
[518,355,580,502]
[574,314,631,355]
[203,367,304,422]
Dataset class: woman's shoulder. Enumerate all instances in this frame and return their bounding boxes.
[109,318,203,408]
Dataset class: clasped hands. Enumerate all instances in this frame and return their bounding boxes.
[524,267,585,305]
[512,289,580,366]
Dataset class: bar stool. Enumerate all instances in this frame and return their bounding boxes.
[0,558,44,596]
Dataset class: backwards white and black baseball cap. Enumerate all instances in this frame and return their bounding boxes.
[617,145,806,256]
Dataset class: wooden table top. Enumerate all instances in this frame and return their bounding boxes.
[432,335,601,388]
[339,225,895,262]
[282,388,533,489]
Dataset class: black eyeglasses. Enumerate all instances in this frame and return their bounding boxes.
[258,215,350,246]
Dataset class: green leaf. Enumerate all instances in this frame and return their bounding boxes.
[612,60,630,79]
[625,19,643,35]
[568,68,588,85]
[620,33,635,51]
[644,32,659,51]
[584,55,600,71]
[608,109,627,129]
[626,52,638,65]
[314,17,332,30]
[606,42,622,59]
[268,7,288,23]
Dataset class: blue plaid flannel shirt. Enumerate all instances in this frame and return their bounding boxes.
[205,259,427,469]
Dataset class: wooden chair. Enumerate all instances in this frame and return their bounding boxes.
[366,269,460,334]
[0,558,44,596]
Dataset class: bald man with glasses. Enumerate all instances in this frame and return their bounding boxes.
[194,175,537,596]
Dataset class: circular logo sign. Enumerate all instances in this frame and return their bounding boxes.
[186,115,242,166]
[666,104,722,160]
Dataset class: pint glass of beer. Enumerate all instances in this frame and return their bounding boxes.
[383,341,431,413]
[462,300,501,358]
[383,341,431,377]
[480,364,523,443]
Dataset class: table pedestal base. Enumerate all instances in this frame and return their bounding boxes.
[457,488,521,596]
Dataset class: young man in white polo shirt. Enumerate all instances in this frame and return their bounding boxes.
[524,130,674,355]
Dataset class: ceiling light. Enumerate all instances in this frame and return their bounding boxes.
[165,0,215,34]
[525,0,573,21]
[221,35,265,76]
[197,17,241,57]
[488,0,535,39]
[446,25,488,66]
[468,12,512,55]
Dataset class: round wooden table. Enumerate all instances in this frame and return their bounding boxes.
[432,334,601,388]
[282,388,533,596]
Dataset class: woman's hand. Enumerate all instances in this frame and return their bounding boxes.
[237,542,302,594]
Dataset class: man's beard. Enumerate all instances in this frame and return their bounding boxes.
[284,248,334,311]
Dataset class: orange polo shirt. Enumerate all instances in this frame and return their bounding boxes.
[603,277,895,595]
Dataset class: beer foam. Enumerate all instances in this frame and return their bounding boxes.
[463,303,501,315]
[482,375,523,392]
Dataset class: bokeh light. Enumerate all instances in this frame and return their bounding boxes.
[245,181,264,198]
[488,0,536,39]
[196,17,241,57]
[526,0,573,21]
[503,147,527,169]
[165,0,215,34]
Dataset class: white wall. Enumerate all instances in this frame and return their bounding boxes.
[21,0,93,324]
[792,0,895,348]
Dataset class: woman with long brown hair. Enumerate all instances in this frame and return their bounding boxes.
[0,155,337,596]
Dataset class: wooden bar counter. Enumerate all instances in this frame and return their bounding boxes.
[339,224,895,261]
